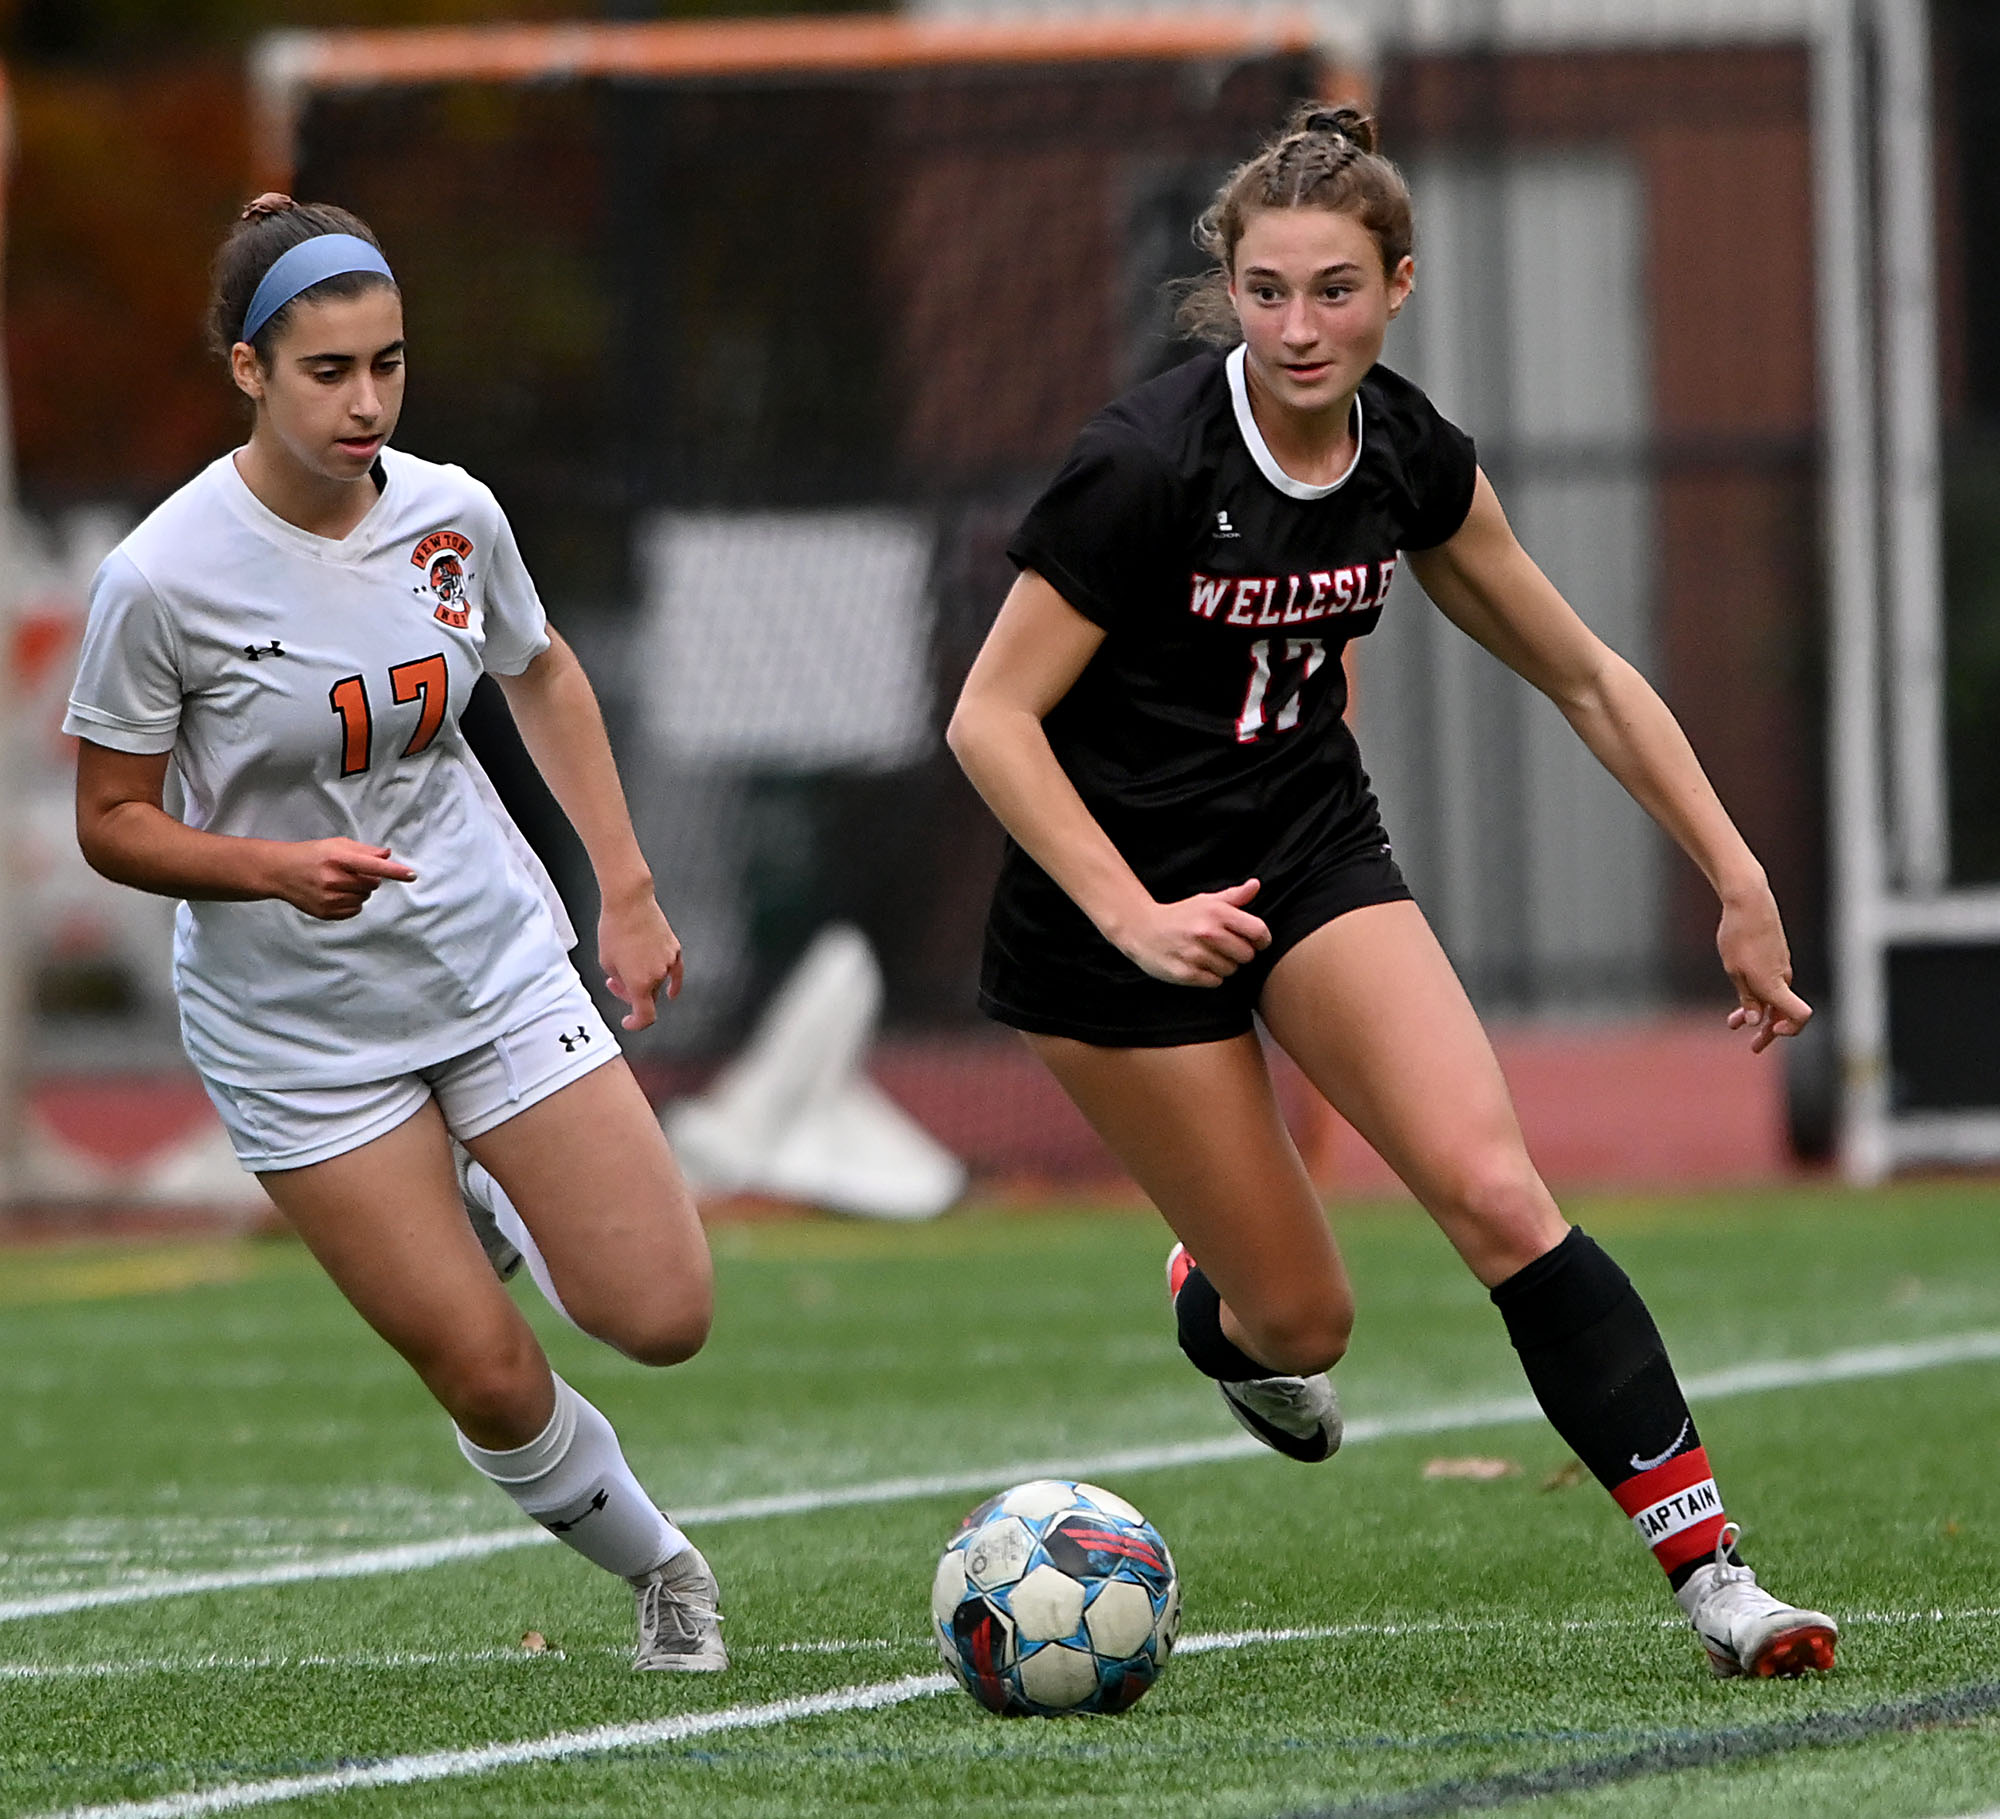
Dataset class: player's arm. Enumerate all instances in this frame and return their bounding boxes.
[491,629,680,1029]
[1406,468,1810,1051]
[947,570,1269,988]
[73,741,415,921]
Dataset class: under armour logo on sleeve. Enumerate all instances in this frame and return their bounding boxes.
[243,639,286,660]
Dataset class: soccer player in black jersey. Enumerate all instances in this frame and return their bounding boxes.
[948,106,1836,1679]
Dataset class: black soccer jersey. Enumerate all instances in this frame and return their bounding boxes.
[1001,346,1477,905]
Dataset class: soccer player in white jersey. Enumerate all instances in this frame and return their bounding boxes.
[66,195,723,1671]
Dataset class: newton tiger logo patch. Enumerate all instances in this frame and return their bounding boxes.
[411,530,475,628]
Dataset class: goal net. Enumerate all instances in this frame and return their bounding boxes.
[250,7,1933,1191]
[250,15,1340,1180]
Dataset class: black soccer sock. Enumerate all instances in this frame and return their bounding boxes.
[1491,1227,1737,1589]
[1174,1263,1277,1381]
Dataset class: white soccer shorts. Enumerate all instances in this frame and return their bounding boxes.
[201,979,620,1172]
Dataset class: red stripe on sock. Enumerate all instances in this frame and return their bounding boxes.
[1613,1445,1731,1578]
[1653,1512,1730,1576]
[1610,1445,1714,1518]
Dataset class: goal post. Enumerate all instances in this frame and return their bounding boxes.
[1816,0,2000,1180]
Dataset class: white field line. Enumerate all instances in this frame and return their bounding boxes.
[0,1646,585,1682]
[10,1624,1467,1819]
[0,1639,901,1681]
[7,1603,1998,1684]
[31,1601,2000,1819]
[5,1326,1998,1626]
[26,1672,956,1819]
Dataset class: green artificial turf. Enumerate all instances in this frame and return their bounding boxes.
[3,1182,1998,1817]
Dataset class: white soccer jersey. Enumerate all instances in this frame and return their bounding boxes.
[64,447,583,1090]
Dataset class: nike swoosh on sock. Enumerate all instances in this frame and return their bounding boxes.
[1628,1417,1692,1474]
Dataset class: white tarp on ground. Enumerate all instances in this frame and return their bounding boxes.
[665,924,967,1222]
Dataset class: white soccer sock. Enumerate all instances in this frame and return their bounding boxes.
[465,1156,578,1330]
[458,1376,690,1582]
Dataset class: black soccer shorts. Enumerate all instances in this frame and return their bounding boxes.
[978,840,1412,1048]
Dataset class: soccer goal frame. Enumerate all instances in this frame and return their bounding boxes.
[243,2,1957,1186]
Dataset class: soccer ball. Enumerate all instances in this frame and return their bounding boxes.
[930,1478,1181,1716]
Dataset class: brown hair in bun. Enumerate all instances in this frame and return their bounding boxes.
[206,195,394,362]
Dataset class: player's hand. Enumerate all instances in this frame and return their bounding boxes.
[1717,885,1811,1053]
[269,839,417,920]
[1113,879,1271,988]
[599,888,683,1031]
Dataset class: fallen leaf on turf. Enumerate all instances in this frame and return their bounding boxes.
[520,1631,550,1653]
[1540,1459,1589,1492]
[1423,1456,1519,1481]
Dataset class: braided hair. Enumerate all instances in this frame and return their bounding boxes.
[1176,104,1414,347]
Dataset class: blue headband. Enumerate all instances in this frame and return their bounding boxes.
[241,234,396,345]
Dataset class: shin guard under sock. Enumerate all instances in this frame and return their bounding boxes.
[1174,1262,1277,1382]
[1491,1227,1733,1587]
[458,1376,689,1582]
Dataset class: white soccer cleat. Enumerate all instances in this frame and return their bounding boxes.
[1167,1243,1342,1464]
[1218,1374,1344,1464]
[451,1141,523,1283]
[1676,1524,1837,1678]
[632,1544,729,1672]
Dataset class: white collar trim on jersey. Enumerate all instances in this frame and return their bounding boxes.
[1226,343,1364,501]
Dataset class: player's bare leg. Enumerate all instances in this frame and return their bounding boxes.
[1257,900,1565,1288]
[1260,899,1834,1674]
[261,1095,724,1669]
[258,1097,555,1449]
[1028,1029,1350,1374]
[461,1057,712,1368]
[1027,1030,1348,1458]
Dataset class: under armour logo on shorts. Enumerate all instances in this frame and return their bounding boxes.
[558,1025,591,1052]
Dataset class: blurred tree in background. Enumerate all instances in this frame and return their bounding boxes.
[6,58,248,510]
[0,0,855,515]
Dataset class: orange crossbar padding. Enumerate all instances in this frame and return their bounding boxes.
[268,12,1325,91]
[248,12,1345,189]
